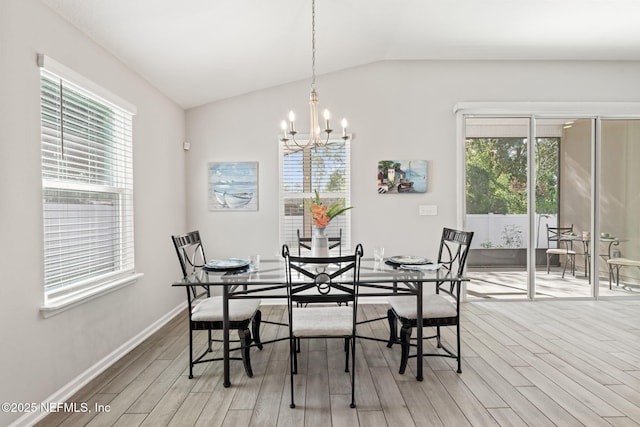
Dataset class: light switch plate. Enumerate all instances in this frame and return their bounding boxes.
[419,205,437,216]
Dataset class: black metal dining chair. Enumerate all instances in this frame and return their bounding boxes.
[172,230,262,379]
[387,228,473,374]
[282,243,363,409]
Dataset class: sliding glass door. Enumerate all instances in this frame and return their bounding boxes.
[464,117,530,299]
[461,109,640,299]
[599,119,640,296]
[534,118,592,298]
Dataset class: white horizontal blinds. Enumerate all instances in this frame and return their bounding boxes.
[280,141,351,253]
[40,68,134,299]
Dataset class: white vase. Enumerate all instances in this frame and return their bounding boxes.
[311,226,329,258]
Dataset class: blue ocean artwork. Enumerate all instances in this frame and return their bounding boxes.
[208,162,258,210]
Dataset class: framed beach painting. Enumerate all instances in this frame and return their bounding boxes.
[208,161,258,211]
[377,160,428,194]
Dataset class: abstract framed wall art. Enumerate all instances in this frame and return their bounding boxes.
[377,160,428,194]
[208,161,258,211]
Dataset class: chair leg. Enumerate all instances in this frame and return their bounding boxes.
[436,325,442,348]
[289,337,296,408]
[293,337,298,375]
[238,328,253,378]
[344,338,350,373]
[350,336,356,409]
[207,329,213,352]
[399,325,412,375]
[252,310,263,350]
[608,264,613,289]
[387,309,397,348]
[546,253,550,274]
[456,322,462,374]
[188,327,194,379]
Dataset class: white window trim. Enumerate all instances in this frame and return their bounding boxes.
[37,54,137,114]
[40,273,143,318]
[38,53,138,315]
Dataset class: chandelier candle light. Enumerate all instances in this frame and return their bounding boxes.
[280,0,350,153]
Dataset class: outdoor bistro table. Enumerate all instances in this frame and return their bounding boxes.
[560,234,627,281]
[172,257,468,387]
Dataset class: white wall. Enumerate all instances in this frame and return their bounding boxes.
[0,1,186,425]
[186,60,640,264]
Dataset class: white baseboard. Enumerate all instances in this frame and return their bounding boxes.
[10,302,186,427]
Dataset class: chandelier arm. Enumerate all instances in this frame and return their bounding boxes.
[322,130,332,145]
[288,132,309,150]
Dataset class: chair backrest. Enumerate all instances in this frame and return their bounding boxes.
[283,243,363,306]
[297,228,343,256]
[171,230,207,278]
[547,225,573,248]
[437,228,474,276]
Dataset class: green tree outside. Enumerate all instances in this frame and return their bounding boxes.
[466,137,559,216]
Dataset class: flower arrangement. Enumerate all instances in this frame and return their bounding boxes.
[306,190,353,228]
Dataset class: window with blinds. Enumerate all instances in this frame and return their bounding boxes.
[39,61,135,302]
[279,141,351,253]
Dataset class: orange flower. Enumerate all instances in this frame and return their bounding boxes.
[311,205,330,227]
[305,190,353,228]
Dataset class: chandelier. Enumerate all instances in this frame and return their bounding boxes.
[280,0,349,153]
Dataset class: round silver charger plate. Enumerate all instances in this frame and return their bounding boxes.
[204,258,250,271]
[387,255,429,265]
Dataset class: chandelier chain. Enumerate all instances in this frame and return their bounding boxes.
[279,0,350,153]
[311,0,316,88]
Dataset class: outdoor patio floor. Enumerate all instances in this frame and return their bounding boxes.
[467,267,640,299]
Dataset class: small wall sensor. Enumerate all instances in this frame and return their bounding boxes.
[183,141,191,151]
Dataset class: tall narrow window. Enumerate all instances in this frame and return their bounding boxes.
[39,56,136,304]
[279,142,351,252]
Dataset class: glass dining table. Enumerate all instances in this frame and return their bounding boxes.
[172,257,468,387]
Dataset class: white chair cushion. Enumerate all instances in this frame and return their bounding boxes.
[388,294,457,320]
[607,258,640,267]
[546,248,576,255]
[292,306,353,337]
[191,296,260,322]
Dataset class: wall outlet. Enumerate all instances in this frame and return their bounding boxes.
[419,205,437,216]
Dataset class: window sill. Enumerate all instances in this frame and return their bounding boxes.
[40,273,143,318]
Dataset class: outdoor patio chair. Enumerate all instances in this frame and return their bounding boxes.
[546,225,576,278]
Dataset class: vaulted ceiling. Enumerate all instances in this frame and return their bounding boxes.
[42,0,640,109]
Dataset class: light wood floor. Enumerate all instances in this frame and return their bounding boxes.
[36,300,640,427]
